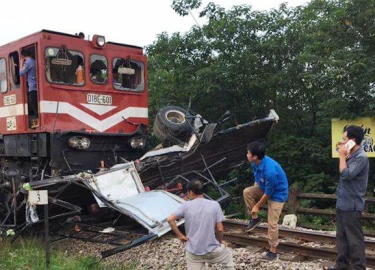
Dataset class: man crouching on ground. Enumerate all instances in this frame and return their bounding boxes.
[243,142,289,260]
[167,179,234,270]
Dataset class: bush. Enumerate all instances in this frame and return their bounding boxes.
[0,238,136,270]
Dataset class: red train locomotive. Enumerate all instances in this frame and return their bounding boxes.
[0,30,149,179]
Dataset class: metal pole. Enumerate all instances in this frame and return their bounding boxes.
[44,205,50,270]
[12,177,17,226]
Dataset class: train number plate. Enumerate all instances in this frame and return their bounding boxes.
[6,117,16,131]
[87,94,112,105]
[4,94,16,106]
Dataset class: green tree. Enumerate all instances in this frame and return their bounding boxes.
[146,0,375,194]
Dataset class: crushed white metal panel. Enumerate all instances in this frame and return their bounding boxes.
[139,133,197,160]
[268,109,279,122]
[85,162,185,236]
[86,162,145,207]
[115,190,185,236]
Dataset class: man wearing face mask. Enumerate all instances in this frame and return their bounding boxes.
[325,125,369,270]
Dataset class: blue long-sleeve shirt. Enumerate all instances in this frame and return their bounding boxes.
[336,148,369,211]
[19,58,37,91]
[251,156,289,202]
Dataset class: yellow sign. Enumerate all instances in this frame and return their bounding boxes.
[332,118,375,158]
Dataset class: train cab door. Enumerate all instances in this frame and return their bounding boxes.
[20,44,39,130]
[6,49,27,132]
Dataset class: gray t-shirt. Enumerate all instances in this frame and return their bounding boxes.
[174,198,225,255]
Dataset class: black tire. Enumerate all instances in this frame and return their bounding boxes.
[152,120,168,142]
[153,121,185,146]
[153,106,193,143]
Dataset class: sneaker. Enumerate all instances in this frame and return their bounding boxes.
[264,251,277,260]
[245,217,262,232]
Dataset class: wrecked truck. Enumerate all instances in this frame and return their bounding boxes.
[0,106,279,256]
[0,30,279,256]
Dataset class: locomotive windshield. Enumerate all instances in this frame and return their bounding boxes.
[45,47,85,86]
[113,58,144,92]
[90,55,108,85]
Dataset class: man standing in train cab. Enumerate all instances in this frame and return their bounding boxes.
[243,142,288,260]
[325,125,369,270]
[20,48,38,128]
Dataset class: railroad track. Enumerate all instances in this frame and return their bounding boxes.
[223,220,375,267]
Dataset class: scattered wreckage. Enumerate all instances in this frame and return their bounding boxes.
[0,107,279,256]
[0,30,279,256]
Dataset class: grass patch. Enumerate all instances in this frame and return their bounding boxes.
[0,238,137,270]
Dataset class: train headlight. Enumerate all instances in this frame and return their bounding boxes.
[97,36,105,47]
[130,137,146,149]
[68,136,80,148]
[92,35,105,48]
[80,137,91,149]
[68,136,91,149]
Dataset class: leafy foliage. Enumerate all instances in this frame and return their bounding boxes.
[171,0,202,16]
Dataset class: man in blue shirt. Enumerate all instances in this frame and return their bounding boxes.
[19,49,38,127]
[243,142,288,260]
[325,126,368,270]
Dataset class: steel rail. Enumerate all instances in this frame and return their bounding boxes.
[223,232,375,267]
[223,220,375,250]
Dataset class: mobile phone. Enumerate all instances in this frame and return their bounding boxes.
[345,140,356,154]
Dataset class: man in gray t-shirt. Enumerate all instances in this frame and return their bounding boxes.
[168,180,234,270]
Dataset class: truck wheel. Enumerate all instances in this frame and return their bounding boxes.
[152,123,183,146]
[153,106,193,143]
[152,120,168,142]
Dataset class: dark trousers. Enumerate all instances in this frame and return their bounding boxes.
[28,90,38,118]
[336,209,366,270]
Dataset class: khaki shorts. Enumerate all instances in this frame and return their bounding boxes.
[186,244,235,270]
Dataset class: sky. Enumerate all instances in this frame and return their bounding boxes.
[0,0,308,48]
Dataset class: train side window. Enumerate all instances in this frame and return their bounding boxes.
[9,51,20,90]
[112,58,144,92]
[90,55,107,85]
[45,47,85,86]
[0,58,7,93]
